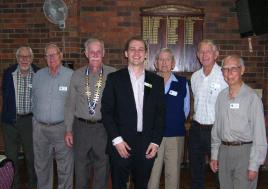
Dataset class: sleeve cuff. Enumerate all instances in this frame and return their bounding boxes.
[112,136,123,146]
[151,142,159,148]
[211,149,219,161]
[248,162,259,172]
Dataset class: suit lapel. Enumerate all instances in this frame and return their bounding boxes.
[122,69,136,109]
[143,71,152,107]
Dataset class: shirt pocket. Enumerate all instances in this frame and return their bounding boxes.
[208,82,221,105]
[229,108,249,134]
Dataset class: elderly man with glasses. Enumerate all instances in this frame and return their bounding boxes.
[210,54,267,189]
[2,46,38,189]
[32,43,74,189]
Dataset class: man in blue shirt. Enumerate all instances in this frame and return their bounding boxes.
[148,48,190,189]
[32,43,74,189]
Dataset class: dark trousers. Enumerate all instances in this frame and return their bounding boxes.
[2,115,37,189]
[73,118,109,189]
[188,121,213,189]
[110,133,155,189]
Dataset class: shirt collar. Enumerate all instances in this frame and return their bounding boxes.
[128,66,145,80]
[48,65,62,77]
[230,82,245,99]
[201,63,218,78]
[164,73,178,94]
[16,65,33,76]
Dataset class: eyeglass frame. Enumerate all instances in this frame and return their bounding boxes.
[44,52,60,59]
[221,66,241,73]
[17,55,32,60]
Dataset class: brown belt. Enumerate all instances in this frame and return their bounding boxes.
[222,141,252,146]
[76,117,102,124]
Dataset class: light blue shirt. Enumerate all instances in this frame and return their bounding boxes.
[32,65,73,123]
[165,73,190,118]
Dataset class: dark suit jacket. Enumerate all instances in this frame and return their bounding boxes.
[2,64,39,124]
[101,68,165,155]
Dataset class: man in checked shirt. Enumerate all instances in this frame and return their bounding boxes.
[189,39,227,189]
[2,46,38,189]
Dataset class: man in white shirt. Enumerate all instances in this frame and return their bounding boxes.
[101,36,165,189]
[190,39,227,189]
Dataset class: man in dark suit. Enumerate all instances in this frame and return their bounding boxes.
[101,36,165,189]
[2,46,38,189]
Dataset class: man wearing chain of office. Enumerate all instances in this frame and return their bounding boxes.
[64,38,116,189]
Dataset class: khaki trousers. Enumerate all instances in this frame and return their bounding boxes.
[148,136,184,189]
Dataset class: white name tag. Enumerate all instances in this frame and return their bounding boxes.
[144,82,152,88]
[59,86,68,91]
[230,103,239,109]
[211,82,220,89]
[169,90,178,96]
[28,84,32,88]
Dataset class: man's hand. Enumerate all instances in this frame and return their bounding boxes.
[145,143,158,159]
[64,131,73,147]
[210,159,219,173]
[115,141,131,159]
[247,170,258,181]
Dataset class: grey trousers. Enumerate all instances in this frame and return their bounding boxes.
[33,119,74,189]
[73,118,109,189]
[218,144,258,189]
[2,115,37,189]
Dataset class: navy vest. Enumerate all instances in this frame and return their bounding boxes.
[164,76,187,137]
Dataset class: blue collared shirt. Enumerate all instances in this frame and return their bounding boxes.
[32,65,73,123]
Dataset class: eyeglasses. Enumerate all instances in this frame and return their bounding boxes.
[221,66,241,73]
[18,55,32,60]
[45,52,59,59]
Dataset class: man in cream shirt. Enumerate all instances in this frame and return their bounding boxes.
[190,39,227,189]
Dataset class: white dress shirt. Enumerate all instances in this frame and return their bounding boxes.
[112,67,145,145]
[191,63,227,124]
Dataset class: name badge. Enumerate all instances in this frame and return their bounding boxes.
[59,86,68,91]
[169,90,178,96]
[211,82,220,89]
[144,82,152,88]
[28,84,32,88]
[230,103,239,109]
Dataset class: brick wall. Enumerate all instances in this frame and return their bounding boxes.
[0,0,268,144]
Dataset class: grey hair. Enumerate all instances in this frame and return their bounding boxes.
[155,48,175,62]
[221,54,245,67]
[84,38,105,53]
[197,39,218,52]
[16,46,34,59]
[45,43,61,54]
